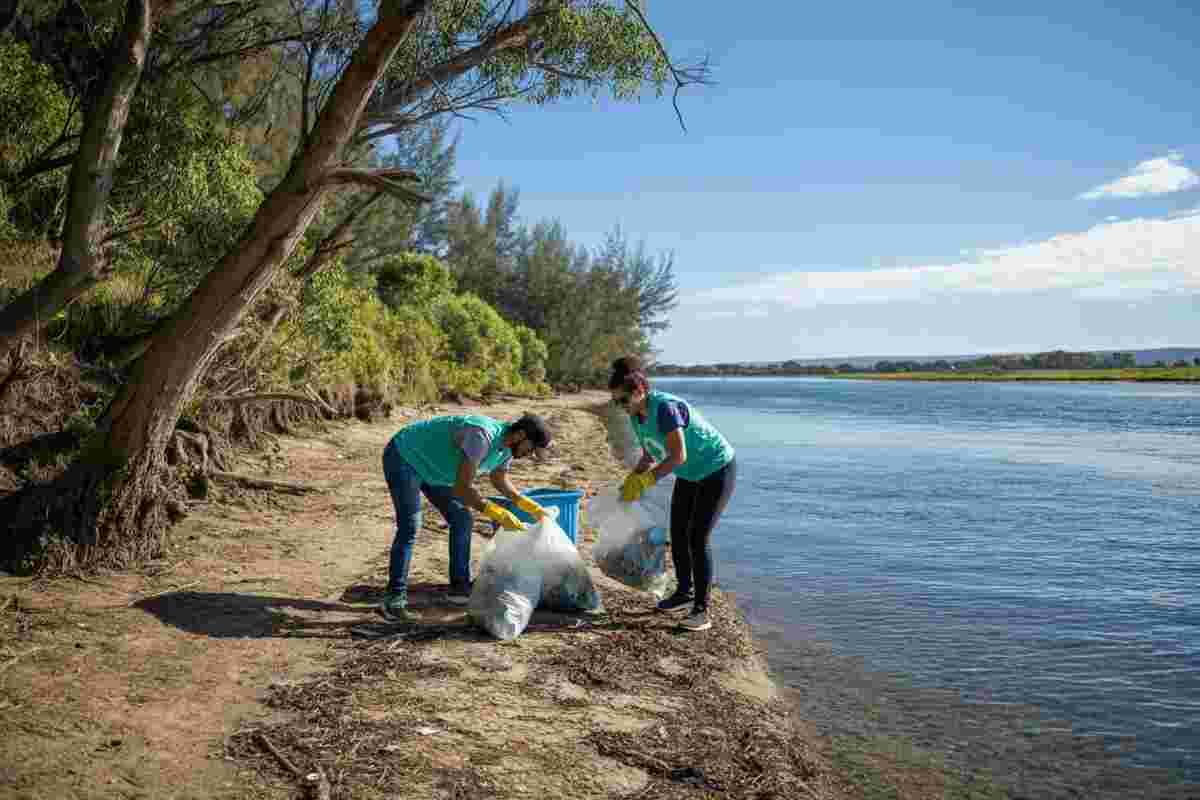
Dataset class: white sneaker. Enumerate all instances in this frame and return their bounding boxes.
[679,609,711,631]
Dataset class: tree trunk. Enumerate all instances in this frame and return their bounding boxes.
[0,0,152,359]
[1,0,432,573]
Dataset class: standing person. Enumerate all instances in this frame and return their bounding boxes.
[609,357,737,632]
[379,412,553,622]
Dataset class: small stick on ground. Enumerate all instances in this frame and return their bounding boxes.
[255,733,330,799]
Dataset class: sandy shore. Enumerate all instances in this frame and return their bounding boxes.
[0,391,842,799]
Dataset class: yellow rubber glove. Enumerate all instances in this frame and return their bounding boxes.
[513,495,548,521]
[482,501,526,531]
[620,470,657,502]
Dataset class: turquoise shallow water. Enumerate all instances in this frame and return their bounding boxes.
[655,376,1200,781]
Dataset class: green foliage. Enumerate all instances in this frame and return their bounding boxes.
[267,283,439,400]
[0,43,73,182]
[300,267,356,355]
[514,324,548,383]
[375,252,457,310]
[514,3,670,104]
[431,293,521,383]
[0,42,75,234]
[111,79,263,308]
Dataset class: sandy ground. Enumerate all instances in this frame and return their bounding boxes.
[0,392,845,800]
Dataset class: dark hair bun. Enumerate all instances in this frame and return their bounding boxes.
[611,355,643,376]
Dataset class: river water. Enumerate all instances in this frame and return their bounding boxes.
[653,376,1200,793]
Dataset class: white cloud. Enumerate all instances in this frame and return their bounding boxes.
[681,212,1200,312]
[1078,153,1199,200]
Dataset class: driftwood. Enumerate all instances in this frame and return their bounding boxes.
[209,471,323,495]
[256,733,331,800]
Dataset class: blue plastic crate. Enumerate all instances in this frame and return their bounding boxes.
[487,487,584,542]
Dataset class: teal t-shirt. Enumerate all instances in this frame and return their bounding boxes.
[630,390,734,482]
[391,415,511,486]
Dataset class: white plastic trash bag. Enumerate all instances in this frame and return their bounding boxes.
[468,528,543,640]
[531,509,603,614]
[590,487,672,598]
[468,508,603,639]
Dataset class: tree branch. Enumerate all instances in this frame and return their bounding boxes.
[320,169,432,203]
[625,1,713,134]
[360,11,547,127]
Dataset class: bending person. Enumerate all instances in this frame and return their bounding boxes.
[609,357,736,632]
[379,412,552,622]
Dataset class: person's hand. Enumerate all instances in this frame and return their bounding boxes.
[482,501,526,531]
[620,470,657,502]
[514,495,548,521]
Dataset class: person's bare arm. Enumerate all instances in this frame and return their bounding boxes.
[647,430,686,481]
[490,467,522,502]
[452,457,490,512]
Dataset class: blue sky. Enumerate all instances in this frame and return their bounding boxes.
[450,1,1199,365]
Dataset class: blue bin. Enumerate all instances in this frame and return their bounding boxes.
[487,487,584,542]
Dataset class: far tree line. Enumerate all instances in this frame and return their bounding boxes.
[653,350,1200,376]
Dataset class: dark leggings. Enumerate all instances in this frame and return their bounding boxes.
[669,459,736,611]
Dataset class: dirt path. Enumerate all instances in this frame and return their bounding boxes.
[0,393,839,800]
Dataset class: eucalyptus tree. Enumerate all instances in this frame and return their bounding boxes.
[3,0,707,572]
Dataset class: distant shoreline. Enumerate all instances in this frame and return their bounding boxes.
[653,367,1200,383]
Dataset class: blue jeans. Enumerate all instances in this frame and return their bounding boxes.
[382,440,473,597]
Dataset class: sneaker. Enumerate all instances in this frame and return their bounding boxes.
[657,590,694,612]
[446,581,473,606]
[378,593,418,623]
[679,608,711,632]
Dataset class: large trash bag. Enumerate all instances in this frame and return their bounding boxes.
[532,509,603,614]
[590,487,671,598]
[467,528,543,641]
[468,509,602,639]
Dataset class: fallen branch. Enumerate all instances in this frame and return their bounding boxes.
[210,471,324,495]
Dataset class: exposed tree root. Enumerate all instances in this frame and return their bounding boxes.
[0,447,178,575]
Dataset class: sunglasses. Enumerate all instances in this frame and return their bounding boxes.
[512,438,547,460]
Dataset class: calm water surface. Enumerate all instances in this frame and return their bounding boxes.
[655,377,1200,781]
